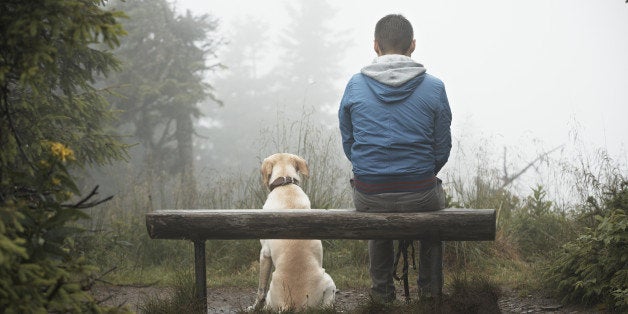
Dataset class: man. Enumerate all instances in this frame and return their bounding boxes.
[338,14,452,302]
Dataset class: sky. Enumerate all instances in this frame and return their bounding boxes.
[174,0,628,171]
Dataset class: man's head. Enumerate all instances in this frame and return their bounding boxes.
[374,14,415,57]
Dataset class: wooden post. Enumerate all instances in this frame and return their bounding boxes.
[418,240,443,298]
[427,240,443,297]
[193,240,207,310]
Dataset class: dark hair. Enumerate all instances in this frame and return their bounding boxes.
[374,14,414,54]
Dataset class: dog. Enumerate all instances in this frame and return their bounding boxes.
[251,153,336,311]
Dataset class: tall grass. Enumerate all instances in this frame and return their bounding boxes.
[256,109,353,209]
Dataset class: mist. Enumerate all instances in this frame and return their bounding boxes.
[194,1,626,199]
[89,0,628,209]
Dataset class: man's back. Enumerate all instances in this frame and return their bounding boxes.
[339,55,451,194]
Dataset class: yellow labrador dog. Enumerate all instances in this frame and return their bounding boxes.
[251,153,336,311]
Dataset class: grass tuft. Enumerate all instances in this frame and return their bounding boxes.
[351,273,501,314]
[447,272,501,313]
[139,271,204,314]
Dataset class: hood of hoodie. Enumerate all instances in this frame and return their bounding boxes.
[360,54,426,103]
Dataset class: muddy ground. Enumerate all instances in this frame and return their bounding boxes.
[93,284,601,313]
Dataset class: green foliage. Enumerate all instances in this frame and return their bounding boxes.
[0,0,128,312]
[0,0,127,166]
[0,148,104,313]
[547,180,628,312]
[78,186,196,285]
[507,185,575,259]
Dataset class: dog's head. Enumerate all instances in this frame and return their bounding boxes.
[261,153,309,189]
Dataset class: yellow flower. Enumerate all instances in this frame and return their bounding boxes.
[51,177,61,186]
[50,142,75,162]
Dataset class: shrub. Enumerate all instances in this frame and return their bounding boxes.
[507,185,575,260]
[547,180,627,312]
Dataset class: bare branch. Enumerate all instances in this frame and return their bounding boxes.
[501,145,563,189]
[62,185,114,209]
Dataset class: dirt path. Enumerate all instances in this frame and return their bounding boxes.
[93,285,600,313]
[93,285,370,313]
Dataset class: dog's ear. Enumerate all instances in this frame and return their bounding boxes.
[261,156,275,188]
[293,155,309,177]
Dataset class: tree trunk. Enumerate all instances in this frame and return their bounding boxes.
[175,113,197,208]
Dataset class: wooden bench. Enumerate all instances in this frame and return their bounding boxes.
[145,208,496,310]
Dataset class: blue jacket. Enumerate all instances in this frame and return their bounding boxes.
[338,55,451,193]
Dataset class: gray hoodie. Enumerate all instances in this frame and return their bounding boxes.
[360,54,426,87]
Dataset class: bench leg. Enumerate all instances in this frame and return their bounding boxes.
[418,240,443,298]
[194,240,207,311]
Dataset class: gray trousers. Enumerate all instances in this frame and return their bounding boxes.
[353,182,446,301]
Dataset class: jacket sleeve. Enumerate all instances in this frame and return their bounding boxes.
[338,81,354,161]
[433,85,452,175]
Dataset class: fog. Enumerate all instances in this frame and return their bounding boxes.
[182,0,626,151]
[116,0,627,206]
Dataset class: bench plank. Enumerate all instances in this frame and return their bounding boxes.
[146,208,495,241]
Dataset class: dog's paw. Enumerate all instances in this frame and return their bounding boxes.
[247,299,265,312]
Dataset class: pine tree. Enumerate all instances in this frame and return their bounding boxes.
[275,0,347,125]
[102,0,222,208]
[202,1,348,171]
[0,0,128,312]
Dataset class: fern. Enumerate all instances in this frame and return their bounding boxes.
[547,181,627,312]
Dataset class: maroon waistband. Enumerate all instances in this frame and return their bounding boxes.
[352,175,437,195]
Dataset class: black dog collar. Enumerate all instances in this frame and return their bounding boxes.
[269,176,299,191]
